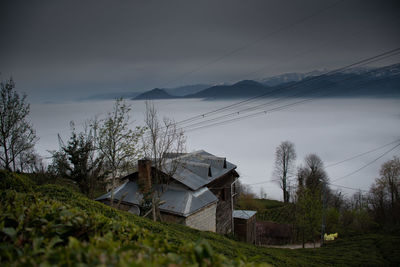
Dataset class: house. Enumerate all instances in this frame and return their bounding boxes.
[96,150,239,234]
[233,210,257,244]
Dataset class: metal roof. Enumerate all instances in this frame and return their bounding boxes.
[233,210,257,219]
[96,150,236,217]
[163,150,237,190]
[96,181,218,217]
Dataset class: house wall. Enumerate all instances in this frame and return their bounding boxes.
[208,171,238,234]
[185,203,217,232]
[160,212,186,225]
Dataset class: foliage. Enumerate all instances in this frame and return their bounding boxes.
[0,170,35,193]
[1,172,400,266]
[295,188,322,246]
[49,122,106,198]
[94,98,146,204]
[368,156,400,227]
[272,141,296,203]
[0,78,38,171]
[0,190,249,266]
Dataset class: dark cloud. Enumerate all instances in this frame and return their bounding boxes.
[0,0,399,101]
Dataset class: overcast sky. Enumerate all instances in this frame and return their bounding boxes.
[1,0,399,101]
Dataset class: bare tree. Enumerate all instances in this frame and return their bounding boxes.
[273,141,296,203]
[95,99,145,205]
[0,78,38,171]
[379,156,400,209]
[143,101,186,221]
[368,156,400,225]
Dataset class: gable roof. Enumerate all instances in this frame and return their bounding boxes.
[96,181,217,217]
[233,210,257,220]
[96,150,237,217]
[163,150,237,190]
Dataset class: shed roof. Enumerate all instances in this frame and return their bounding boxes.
[233,210,257,220]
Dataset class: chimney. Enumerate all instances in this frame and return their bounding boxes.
[223,158,227,169]
[138,159,152,194]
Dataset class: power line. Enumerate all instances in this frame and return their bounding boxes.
[158,0,344,89]
[142,48,400,139]
[332,142,400,182]
[181,72,400,134]
[170,47,400,128]
[327,182,368,192]
[325,139,400,168]
[179,65,400,132]
[210,139,400,193]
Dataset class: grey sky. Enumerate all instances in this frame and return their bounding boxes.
[1,0,399,101]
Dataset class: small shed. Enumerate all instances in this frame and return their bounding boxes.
[233,210,257,244]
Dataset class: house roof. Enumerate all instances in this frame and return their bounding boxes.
[96,181,218,217]
[233,210,257,219]
[163,150,237,190]
[96,150,237,217]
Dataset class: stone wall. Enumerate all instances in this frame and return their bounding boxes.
[185,203,217,232]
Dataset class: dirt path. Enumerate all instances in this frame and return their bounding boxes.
[263,242,321,249]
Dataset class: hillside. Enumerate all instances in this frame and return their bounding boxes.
[133,88,178,100]
[165,84,210,96]
[186,80,271,99]
[1,171,400,266]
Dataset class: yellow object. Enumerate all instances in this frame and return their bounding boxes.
[324,233,338,241]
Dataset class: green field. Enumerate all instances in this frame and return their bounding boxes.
[1,171,399,266]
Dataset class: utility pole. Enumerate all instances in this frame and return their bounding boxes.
[320,181,327,246]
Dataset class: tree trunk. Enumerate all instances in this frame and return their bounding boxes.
[152,194,156,221]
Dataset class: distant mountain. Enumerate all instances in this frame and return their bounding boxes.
[133,88,178,100]
[82,64,400,101]
[185,80,272,99]
[82,91,142,101]
[184,63,400,99]
[258,70,326,86]
[165,84,210,96]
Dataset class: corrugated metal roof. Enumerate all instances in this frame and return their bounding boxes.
[163,150,237,190]
[96,181,217,217]
[233,210,257,219]
[96,150,236,217]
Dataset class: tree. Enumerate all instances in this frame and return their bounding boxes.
[368,156,400,226]
[16,147,44,173]
[295,187,322,248]
[95,98,146,205]
[142,101,186,221]
[295,154,328,247]
[297,154,328,194]
[379,156,400,210]
[273,141,296,203]
[50,122,106,198]
[0,78,38,171]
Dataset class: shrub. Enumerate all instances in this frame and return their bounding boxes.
[0,170,35,192]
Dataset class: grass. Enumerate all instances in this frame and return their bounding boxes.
[1,171,400,266]
[237,196,295,224]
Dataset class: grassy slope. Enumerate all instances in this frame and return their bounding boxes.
[1,171,399,266]
[237,197,295,224]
